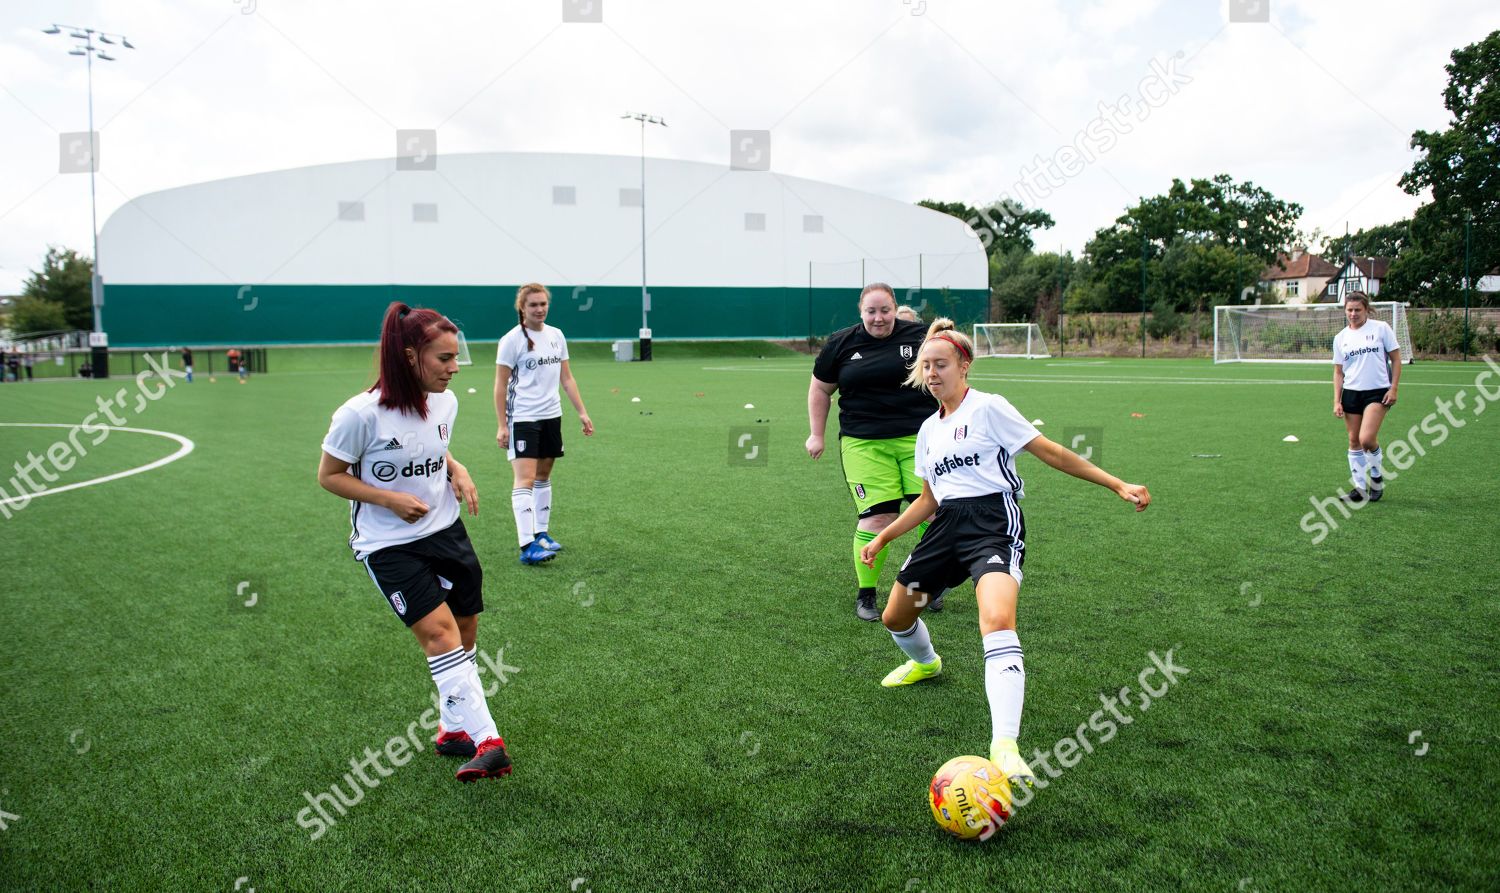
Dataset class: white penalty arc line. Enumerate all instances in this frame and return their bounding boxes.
[0,423,195,507]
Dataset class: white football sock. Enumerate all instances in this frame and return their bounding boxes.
[429,647,475,735]
[983,630,1025,742]
[533,479,552,533]
[428,646,498,745]
[511,487,534,547]
[890,618,938,665]
[1347,449,1367,491]
[461,660,499,743]
[1366,448,1384,482]
[438,646,479,735]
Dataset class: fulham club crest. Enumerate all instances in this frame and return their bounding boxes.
[900,345,914,360]
[953,425,968,441]
[438,423,450,441]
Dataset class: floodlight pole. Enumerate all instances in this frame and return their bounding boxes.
[1139,235,1148,358]
[621,112,666,361]
[1463,214,1472,362]
[45,22,134,377]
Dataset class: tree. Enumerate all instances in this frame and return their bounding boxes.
[1393,30,1500,305]
[917,199,1055,259]
[21,246,94,331]
[990,250,1074,323]
[1075,175,1302,313]
[8,296,69,335]
[1319,219,1413,263]
[1156,238,1266,343]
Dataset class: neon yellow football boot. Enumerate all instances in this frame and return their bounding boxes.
[990,738,1036,790]
[881,655,943,688]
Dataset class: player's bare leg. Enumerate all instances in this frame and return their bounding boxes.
[879,581,942,687]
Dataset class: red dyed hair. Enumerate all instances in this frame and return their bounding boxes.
[372,301,458,419]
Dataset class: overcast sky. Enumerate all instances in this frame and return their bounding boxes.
[2,0,1496,295]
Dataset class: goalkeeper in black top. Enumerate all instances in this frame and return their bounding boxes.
[807,283,939,621]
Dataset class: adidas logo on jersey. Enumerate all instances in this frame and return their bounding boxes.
[382,438,403,451]
[850,352,863,360]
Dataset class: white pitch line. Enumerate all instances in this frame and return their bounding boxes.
[701,364,1471,387]
[0,423,195,507]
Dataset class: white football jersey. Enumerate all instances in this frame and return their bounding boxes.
[496,324,569,422]
[915,389,1042,504]
[322,389,459,560]
[1333,320,1398,390]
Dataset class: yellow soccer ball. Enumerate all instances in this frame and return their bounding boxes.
[928,755,1012,840]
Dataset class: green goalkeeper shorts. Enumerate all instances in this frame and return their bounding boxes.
[840,434,921,516]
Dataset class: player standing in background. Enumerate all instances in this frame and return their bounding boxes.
[896,305,920,322]
[495,283,594,565]
[181,347,194,383]
[807,283,939,621]
[860,318,1150,788]
[318,302,512,782]
[1333,292,1401,503]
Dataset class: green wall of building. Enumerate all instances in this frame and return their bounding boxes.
[100,284,988,346]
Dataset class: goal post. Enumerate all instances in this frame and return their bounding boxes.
[1213,302,1413,364]
[455,330,473,366]
[972,323,1051,359]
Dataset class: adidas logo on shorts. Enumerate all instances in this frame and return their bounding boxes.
[850,352,863,360]
[987,555,1004,564]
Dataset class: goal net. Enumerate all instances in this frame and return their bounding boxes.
[973,323,1051,359]
[1213,302,1413,364]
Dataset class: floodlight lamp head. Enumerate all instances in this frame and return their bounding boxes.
[68,48,86,55]
[97,52,115,61]
[43,25,61,34]
[121,38,135,49]
[98,34,114,44]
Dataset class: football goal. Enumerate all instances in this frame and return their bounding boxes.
[973,323,1051,359]
[1213,302,1413,364]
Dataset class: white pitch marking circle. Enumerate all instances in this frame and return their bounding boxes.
[0,423,195,506]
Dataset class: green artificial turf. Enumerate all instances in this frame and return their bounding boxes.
[1,350,1497,891]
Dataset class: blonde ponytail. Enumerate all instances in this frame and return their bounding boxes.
[903,317,974,391]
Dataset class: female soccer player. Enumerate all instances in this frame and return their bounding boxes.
[807,283,937,620]
[1333,292,1401,503]
[896,305,920,322]
[495,283,594,565]
[318,302,512,782]
[860,318,1150,788]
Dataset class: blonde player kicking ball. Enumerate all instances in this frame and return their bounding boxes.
[318,302,512,782]
[1333,292,1400,504]
[860,319,1150,789]
[496,283,594,565]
